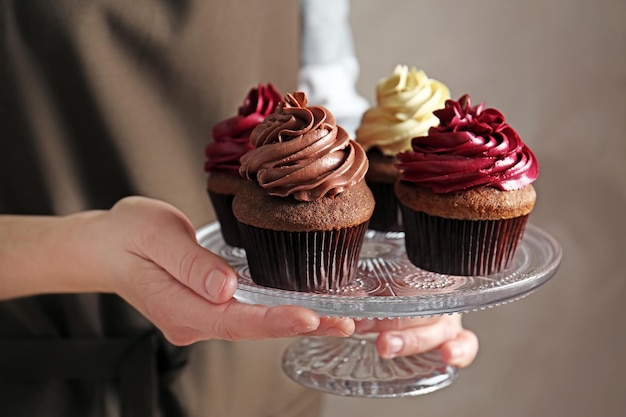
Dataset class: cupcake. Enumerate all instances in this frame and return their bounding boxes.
[355,65,450,232]
[204,83,283,247]
[233,92,375,292]
[395,94,539,276]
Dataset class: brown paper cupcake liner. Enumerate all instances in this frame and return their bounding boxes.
[237,222,369,292]
[207,190,243,248]
[399,204,529,276]
[366,180,403,232]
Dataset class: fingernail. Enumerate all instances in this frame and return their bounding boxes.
[292,320,318,334]
[385,336,404,358]
[205,269,227,299]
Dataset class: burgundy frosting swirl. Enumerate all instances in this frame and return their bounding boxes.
[239,92,369,201]
[204,83,283,176]
[397,94,538,193]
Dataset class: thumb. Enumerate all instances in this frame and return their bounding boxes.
[168,241,238,304]
[124,198,239,304]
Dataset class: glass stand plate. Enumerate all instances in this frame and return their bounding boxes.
[196,223,562,397]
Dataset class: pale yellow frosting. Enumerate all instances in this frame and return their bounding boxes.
[355,65,450,156]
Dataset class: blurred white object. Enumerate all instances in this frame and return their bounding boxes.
[298,0,369,137]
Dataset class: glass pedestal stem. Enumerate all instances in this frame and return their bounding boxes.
[281,334,458,398]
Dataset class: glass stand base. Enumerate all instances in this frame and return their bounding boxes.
[282,334,457,398]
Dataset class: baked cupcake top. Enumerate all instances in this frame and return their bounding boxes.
[239,91,369,202]
[204,83,282,176]
[397,94,539,194]
[355,65,450,156]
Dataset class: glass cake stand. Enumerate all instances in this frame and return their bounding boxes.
[196,223,562,398]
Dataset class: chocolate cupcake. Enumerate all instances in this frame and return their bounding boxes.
[233,92,374,292]
[355,66,450,232]
[204,83,282,247]
[395,94,539,276]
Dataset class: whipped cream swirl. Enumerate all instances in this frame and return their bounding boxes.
[356,65,450,156]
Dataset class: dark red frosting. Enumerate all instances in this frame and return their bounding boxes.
[397,94,538,193]
[204,83,283,176]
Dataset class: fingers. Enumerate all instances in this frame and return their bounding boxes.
[203,303,320,342]
[107,197,357,345]
[134,269,353,345]
[375,315,461,359]
[118,197,238,304]
[170,244,238,304]
[355,316,440,333]
[213,305,353,340]
[305,316,355,338]
[363,314,478,366]
[440,329,479,368]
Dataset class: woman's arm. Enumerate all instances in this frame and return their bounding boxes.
[0,210,110,298]
[0,196,354,344]
[0,196,478,366]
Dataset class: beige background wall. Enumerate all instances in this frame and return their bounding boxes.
[322,1,626,416]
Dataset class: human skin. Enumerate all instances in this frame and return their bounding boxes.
[356,315,478,367]
[0,196,477,366]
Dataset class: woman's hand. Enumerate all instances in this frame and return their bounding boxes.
[355,314,478,367]
[1,195,478,359]
[0,197,354,345]
[95,197,355,345]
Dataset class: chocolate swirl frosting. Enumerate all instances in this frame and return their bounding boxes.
[397,95,538,193]
[239,92,369,201]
